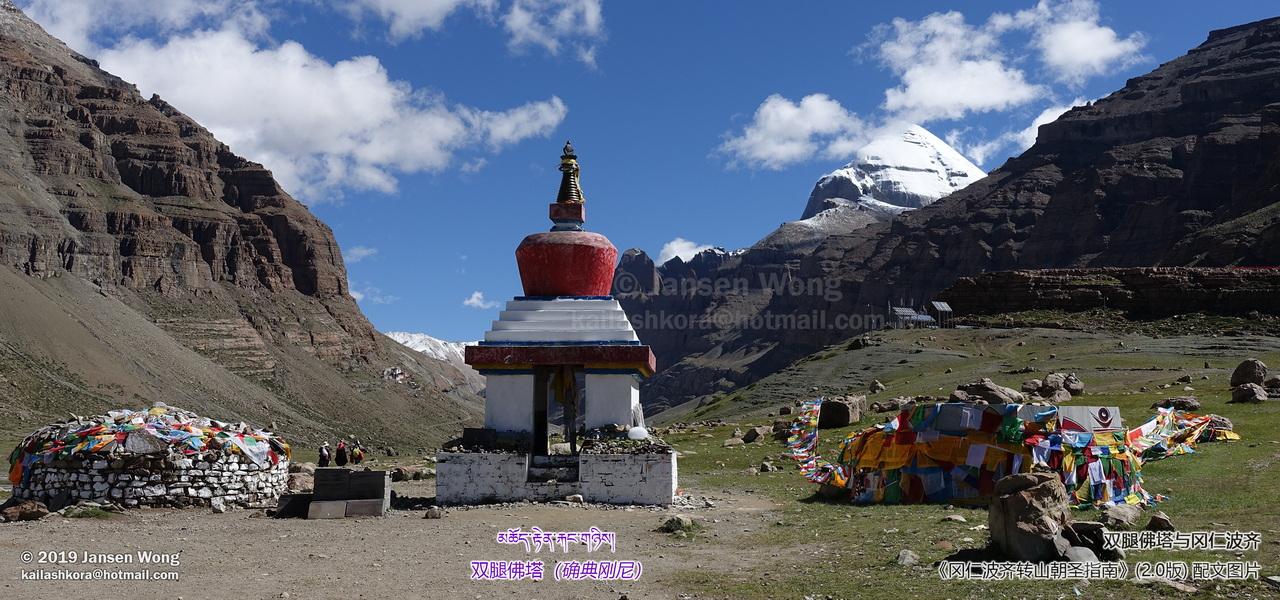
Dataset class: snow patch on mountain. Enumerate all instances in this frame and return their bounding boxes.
[385,332,474,364]
[800,124,986,220]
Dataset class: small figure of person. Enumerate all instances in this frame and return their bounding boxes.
[351,442,365,465]
[318,441,332,467]
[335,440,349,467]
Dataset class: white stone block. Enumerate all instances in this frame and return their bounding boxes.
[483,373,535,433]
[584,373,643,430]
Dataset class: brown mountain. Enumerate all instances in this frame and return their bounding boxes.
[622,16,1280,414]
[0,3,481,448]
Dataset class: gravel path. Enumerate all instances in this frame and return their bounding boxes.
[0,480,780,599]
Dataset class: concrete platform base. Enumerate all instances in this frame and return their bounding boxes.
[436,452,676,505]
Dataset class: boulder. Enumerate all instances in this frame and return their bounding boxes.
[947,390,971,403]
[1100,504,1142,530]
[1042,389,1073,404]
[721,438,745,448]
[391,467,419,482]
[1144,511,1175,531]
[1021,379,1043,394]
[1063,373,1085,396]
[870,380,886,394]
[287,473,314,493]
[1064,546,1099,562]
[777,406,792,415]
[423,505,445,519]
[1064,521,1125,561]
[1151,396,1201,411]
[988,473,1072,561]
[759,460,780,473]
[210,497,227,514]
[288,462,317,475]
[1265,376,1280,390]
[1042,373,1067,392]
[741,426,773,444]
[819,396,865,427]
[896,549,920,566]
[871,396,913,413]
[957,378,1025,404]
[1230,359,1268,387]
[1,500,49,522]
[659,515,697,533]
[1229,383,1267,404]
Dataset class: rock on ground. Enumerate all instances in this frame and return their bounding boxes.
[1152,396,1201,411]
[1100,504,1143,530]
[1,500,49,522]
[819,396,865,428]
[1229,383,1267,404]
[1230,359,1268,387]
[988,472,1072,561]
[957,378,1025,404]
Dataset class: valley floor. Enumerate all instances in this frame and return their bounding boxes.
[3,326,1279,599]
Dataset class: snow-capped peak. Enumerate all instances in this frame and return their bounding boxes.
[800,124,985,219]
[384,332,474,364]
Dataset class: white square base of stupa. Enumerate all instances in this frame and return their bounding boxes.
[482,371,643,432]
[435,452,676,505]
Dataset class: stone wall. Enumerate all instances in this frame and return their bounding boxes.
[436,453,578,505]
[938,267,1280,317]
[13,454,289,509]
[435,452,677,505]
[579,453,676,505]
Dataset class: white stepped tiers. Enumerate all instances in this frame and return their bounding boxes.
[483,298,640,344]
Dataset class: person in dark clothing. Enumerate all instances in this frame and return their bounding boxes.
[318,442,332,467]
[335,440,349,467]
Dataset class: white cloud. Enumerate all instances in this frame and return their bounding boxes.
[18,0,266,53]
[347,0,496,41]
[342,246,379,264]
[344,0,605,66]
[658,238,714,264]
[503,0,604,67]
[869,12,1045,123]
[718,94,866,170]
[348,280,398,304]
[946,98,1085,164]
[93,28,566,201]
[463,291,500,309]
[1021,1,1146,86]
[463,97,569,149]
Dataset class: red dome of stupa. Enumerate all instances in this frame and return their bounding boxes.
[514,142,618,297]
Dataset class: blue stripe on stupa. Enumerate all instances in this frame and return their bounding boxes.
[513,295,615,301]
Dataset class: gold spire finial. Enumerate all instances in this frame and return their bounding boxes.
[556,140,585,204]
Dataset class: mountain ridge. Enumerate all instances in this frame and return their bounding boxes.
[0,3,482,447]
[624,16,1280,415]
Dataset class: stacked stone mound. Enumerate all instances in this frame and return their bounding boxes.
[8,403,290,510]
[13,453,288,510]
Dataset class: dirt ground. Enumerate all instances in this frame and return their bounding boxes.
[0,479,783,600]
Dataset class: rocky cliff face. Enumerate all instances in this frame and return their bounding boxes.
[939,267,1280,317]
[0,4,481,447]
[625,17,1280,415]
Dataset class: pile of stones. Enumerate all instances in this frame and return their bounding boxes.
[1229,358,1276,403]
[13,453,288,510]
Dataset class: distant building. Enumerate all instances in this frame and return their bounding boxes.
[890,306,920,329]
[929,301,954,328]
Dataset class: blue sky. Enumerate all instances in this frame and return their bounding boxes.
[20,1,1279,340]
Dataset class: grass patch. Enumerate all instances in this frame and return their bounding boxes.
[64,506,113,519]
[656,326,1280,599]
